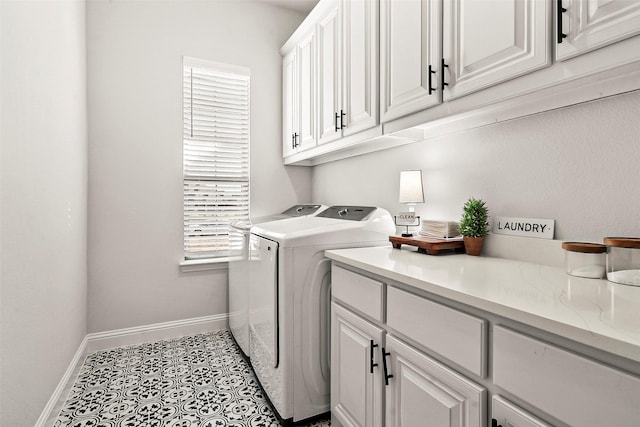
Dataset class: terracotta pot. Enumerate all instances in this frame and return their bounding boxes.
[463,236,484,256]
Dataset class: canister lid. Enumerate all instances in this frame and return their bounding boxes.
[562,242,607,253]
[603,237,640,249]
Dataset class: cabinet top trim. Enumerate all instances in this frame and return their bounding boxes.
[280,0,336,55]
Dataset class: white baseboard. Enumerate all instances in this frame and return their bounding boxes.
[36,314,229,427]
[35,336,88,427]
[86,313,229,353]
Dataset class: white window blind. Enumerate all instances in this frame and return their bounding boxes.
[183,57,250,260]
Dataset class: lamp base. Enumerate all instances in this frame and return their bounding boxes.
[401,232,413,237]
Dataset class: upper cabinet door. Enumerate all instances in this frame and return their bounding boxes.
[317,2,342,146]
[342,0,379,136]
[282,49,298,158]
[556,0,640,61]
[380,0,442,123]
[443,0,551,101]
[297,31,317,151]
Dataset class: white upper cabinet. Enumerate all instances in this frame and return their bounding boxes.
[284,0,379,158]
[282,29,317,156]
[298,31,317,150]
[443,0,551,101]
[342,0,379,136]
[380,0,442,123]
[283,0,640,165]
[318,0,379,145]
[556,0,640,61]
[317,2,342,145]
[282,49,298,158]
[381,0,550,120]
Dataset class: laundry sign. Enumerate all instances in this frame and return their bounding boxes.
[493,216,555,239]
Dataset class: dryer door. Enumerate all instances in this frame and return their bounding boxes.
[248,234,279,368]
[228,227,250,357]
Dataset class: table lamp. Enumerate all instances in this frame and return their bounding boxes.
[396,170,424,237]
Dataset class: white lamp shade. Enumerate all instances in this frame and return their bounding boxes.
[399,170,425,204]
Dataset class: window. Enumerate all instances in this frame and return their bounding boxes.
[183,57,250,260]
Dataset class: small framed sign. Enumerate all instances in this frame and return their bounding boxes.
[394,211,420,237]
[395,211,419,226]
[493,216,555,239]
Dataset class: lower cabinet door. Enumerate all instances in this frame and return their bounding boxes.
[492,395,552,427]
[384,335,486,427]
[331,302,384,427]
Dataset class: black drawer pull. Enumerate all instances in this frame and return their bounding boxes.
[557,0,567,43]
[370,340,379,374]
[441,58,449,89]
[382,347,393,385]
[428,64,436,95]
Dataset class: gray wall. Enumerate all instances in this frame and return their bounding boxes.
[312,90,640,242]
[0,1,88,425]
[86,0,312,333]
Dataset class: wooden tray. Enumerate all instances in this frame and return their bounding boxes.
[389,235,465,255]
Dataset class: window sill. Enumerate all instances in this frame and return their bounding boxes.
[180,258,230,272]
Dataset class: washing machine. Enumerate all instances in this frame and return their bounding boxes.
[228,204,326,358]
[248,206,395,423]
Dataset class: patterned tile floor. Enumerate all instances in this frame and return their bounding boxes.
[53,330,330,427]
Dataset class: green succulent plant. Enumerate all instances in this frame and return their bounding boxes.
[459,197,490,237]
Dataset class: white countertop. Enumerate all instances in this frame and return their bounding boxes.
[325,246,640,364]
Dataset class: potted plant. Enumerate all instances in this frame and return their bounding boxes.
[459,197,490,256]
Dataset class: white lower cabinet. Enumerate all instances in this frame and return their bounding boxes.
[331,302,384,427]
[331,268,486,427]
[330,263,640,427]
[491,395,551,427]
[384,335,486,427]
[493,326,640,426]
[386,285,487,377]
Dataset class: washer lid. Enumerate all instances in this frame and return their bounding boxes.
[316,206,377,221]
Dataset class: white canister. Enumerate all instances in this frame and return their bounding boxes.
[604,237,640,286]
[561,242,606,279]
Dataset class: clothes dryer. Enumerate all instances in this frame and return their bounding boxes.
[228,204,326,357]
[248,206,395,423]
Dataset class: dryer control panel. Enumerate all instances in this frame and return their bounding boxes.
[317,206,376,221]
[281,204,324,216]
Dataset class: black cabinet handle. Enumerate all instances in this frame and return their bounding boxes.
[293,132,299,148]
[334,112,340,132]
[370,340,379,374]
[557,0,567,43]
[441,58,449,89]
[491,419,503,427]
[340,109,346,129]
[381,347,393,385]
[428,65,436,95]
[292,133,295,149]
